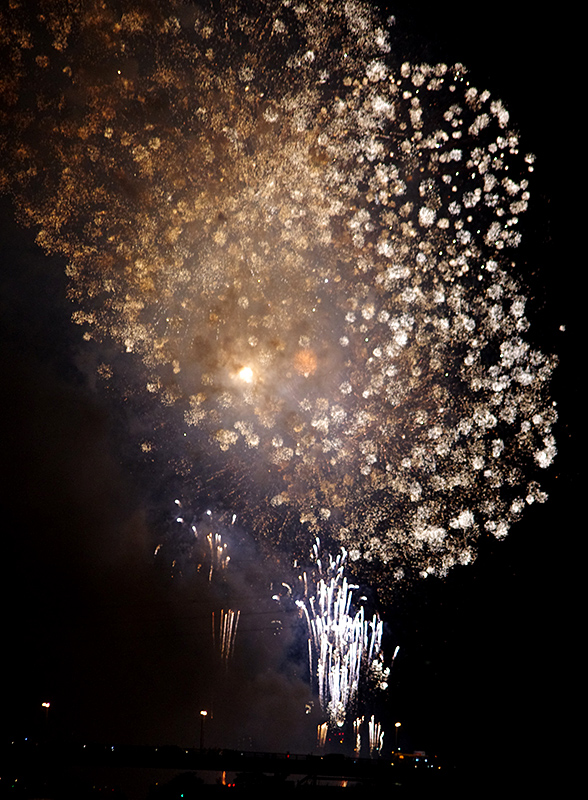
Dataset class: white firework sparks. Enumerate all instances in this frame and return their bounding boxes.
[353,715,364,755]
[162,502,236,581]
[296,540,389,729]
[368,715,384,758]
[207,531,230,582]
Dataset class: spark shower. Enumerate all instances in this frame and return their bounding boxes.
[0,0,556,741]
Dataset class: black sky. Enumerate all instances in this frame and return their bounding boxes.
[0,0,574,781]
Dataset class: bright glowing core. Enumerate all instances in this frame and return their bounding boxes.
[238,366,254,383]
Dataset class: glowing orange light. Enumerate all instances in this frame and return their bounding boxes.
[293,348,317,377]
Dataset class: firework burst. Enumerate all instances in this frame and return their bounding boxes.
[0,0,556,601]
[295,540,390,729]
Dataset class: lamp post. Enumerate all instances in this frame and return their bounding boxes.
[41,702,50,732]
[199,710,208,750]
[394,721,401,751]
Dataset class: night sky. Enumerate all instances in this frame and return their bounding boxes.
[0,0,573,783]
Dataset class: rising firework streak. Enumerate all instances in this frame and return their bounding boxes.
[296,540,391,729]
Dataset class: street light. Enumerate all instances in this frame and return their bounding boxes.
[394,721,401,751]
[200,710,208,750]
[41,702,51,738]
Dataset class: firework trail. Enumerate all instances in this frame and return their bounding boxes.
[296,540,389,729]
[212,608,241,670]
[0,1,556,591]
[368,715,384,758]
[353,715,364,755]
[317,722,328,750]
[207,532,230,581]
[158,501,238,583]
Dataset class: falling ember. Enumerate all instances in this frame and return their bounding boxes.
[212,609,240,669]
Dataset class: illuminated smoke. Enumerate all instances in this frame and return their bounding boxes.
[0,0,556,597]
